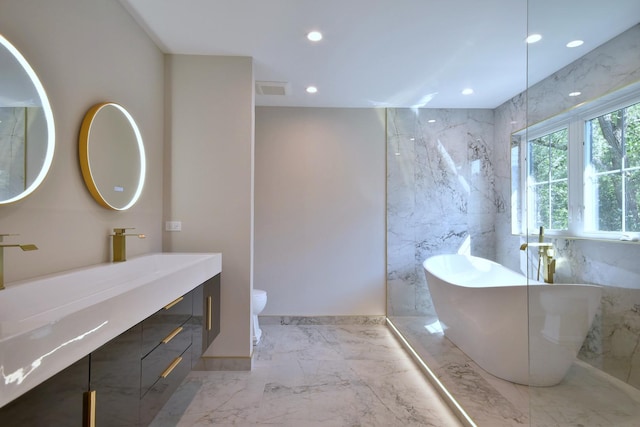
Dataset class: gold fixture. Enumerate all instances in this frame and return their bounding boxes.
[83,390,96,427]
[110,228,145,262]
[164,296,184,310]
[519,226,556,283]
[0,233,38,290]
[207,296,213,331]
[161,327,183,344]
[160,356,183,378]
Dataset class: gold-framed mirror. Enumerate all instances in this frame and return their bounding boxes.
[0,33,55,205]
[79,102,146,210]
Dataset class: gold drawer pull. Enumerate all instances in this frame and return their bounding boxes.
[160,356,183,378]
[207,296,212,331]
[164,296,184,310]
[83,390,96,427]
[161,326,183,344]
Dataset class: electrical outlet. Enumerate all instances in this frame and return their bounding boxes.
[165,221,182,232]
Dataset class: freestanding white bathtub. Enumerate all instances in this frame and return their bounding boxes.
[423,254,602,386]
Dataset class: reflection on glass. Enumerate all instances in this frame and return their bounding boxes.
[0,34,54,204]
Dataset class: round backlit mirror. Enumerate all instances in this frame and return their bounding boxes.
[79,102,146,210]
[0,34,55,205]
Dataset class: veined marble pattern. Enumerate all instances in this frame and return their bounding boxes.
[386,108,496,316]
[390,316,640,427]
[151,323,462,426]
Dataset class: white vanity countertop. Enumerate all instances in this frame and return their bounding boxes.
[0,252,222,408]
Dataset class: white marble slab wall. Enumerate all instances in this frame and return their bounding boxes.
[494,24,640,389]
[386,108,495,316]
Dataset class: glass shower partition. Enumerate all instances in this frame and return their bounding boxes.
[526,1,640,425]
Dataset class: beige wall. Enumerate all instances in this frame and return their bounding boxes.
[255,107,386,316]
[1,0,383,364]
[164,55,254,358]
[0,0,164,281]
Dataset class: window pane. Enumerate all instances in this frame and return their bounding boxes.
[595,173,622,231]
[530,129,568,181]
[626,170,640,232]
[586,101,640,233]
[550,129,568,180]
[530,137,550,181]
[588,112,624,173]
[533,184,550,228]
[550,181,569,229]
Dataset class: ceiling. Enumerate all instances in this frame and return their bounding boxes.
[120,0,640,109]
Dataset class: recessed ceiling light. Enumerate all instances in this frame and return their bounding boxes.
[306,86,318,94]
[569,91,582,97]
[461,88,474,95]
[525,34,542,44]
[428,119,436,123]
[566,40,584,48]
[307,31,323,42]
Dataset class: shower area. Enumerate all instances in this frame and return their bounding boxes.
[386,2,640,426]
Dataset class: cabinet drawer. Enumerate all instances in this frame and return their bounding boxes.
[142,291,193,356]
[141,324,192,396]
[139,345,192,426]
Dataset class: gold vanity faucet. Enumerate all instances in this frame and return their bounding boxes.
[0,234,38,290]
[111,228,145,262]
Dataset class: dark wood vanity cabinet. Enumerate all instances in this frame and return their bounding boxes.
[202,273,221,350]
[0,274,222,426]
[91,285,201,426]
[138,290,195,426]
[0,356,90,426]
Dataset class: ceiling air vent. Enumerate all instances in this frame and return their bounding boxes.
[255,81,291,96]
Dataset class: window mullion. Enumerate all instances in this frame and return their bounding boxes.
[569,119,584,236]
[621,109,627,232]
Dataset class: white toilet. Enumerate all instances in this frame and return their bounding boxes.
[252,289,267,345]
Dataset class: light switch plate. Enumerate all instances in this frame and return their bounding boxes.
[165,221,182,232]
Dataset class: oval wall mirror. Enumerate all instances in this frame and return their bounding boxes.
[79,102,146,210]
[0,34,55,205]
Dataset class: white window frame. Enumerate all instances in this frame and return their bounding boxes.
[512,85,640,241]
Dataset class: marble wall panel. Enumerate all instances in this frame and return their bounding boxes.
[387,108,495,316]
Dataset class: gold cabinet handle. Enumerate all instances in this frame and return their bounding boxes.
[160,356,183,378]
[83,390,96,427]
[161,326,183,344]
[207,296,212,331]
[164,296,184,310]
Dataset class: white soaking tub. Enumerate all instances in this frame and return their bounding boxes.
[423,254,601,386]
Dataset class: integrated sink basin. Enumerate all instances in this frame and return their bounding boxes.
[0,252,221,408]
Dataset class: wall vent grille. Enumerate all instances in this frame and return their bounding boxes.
[255,81,291,96]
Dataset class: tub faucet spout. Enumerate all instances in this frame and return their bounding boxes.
[519,226,556,283]
[0,234,38,290]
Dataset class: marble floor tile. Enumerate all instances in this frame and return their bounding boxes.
[389,316,640,427]
[152,324,463,427]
